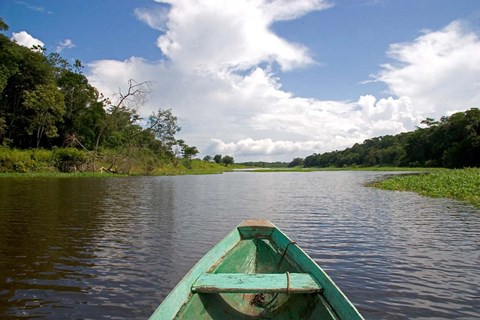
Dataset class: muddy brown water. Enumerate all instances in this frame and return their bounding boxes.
[1,172,479,319]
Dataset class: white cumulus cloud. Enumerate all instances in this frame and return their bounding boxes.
[87,2,480,162]
[374,20,480,115]
[11,31,44,51]
[207,138,324,157]
[154,0,326,72]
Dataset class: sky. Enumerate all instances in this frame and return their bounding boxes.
[2,0,480,162]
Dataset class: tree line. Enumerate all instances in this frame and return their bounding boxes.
[0,18,199,173]
[298,108,480,169]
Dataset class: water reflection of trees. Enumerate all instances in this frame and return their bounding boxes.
[0,178,108,318]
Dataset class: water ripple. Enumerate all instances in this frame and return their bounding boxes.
[0,172,479,319]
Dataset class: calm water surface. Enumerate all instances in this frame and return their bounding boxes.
[0,172,479,319]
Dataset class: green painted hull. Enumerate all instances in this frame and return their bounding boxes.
[150,220,364,319]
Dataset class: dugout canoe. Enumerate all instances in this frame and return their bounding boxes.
[149,220,364,319]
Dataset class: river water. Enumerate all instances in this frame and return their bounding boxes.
[0,171,479,319]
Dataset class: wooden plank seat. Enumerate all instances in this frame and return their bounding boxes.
[191,273,323,294]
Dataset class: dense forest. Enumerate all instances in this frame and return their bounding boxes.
[300,108,480,169]
[0,18,202,173]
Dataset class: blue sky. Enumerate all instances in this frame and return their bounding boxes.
[2,0,480,161]
[273,0,480,100]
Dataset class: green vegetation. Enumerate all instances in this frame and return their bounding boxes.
[150,159,238,175]
[0,171,125,178]
[0,147,234,175]
[291,108,479,206]
[299,108,480,169]
[0,17,238,176]
[212,154,236,167]
[239,161,289,168]
[369,168,480,207]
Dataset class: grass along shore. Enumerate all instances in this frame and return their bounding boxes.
[0,147,239,176]
[0,160,237,178]
[368,168,480,208]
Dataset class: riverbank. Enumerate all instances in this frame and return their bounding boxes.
[2,150,478,209]
[368,168,480,207]
[0,147,239,176]
[0,160,237,178]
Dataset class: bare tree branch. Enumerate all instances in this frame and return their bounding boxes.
[112,79,152,111]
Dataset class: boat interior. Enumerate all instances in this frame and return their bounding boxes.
[174,231,338,319]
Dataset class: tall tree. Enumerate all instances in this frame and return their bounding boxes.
[213,154,222,164]
[288,157,304,167]
[148,108,181,154]
[222,155,234,166]
[23,83,65,147]
[177,140,199,160]
[0,32,55,147]
[56,70,99,146]
[0,18,8,31]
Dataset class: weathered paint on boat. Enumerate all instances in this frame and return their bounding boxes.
[149,220,364,319]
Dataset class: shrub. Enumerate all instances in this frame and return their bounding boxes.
[0,147,36,172]
[32,148,53,162]
[53,148,88,172]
